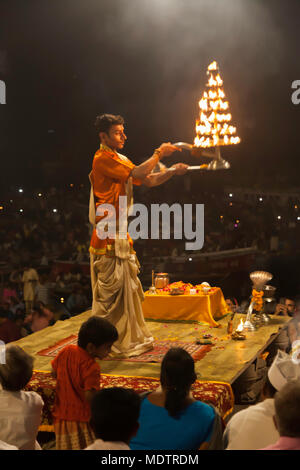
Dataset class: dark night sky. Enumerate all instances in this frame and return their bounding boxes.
[0,0,300,191]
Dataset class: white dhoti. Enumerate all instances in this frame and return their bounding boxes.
[88,157,154,358]
[90,250,154,358]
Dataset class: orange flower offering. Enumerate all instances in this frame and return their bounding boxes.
[252,289,264,312]
[158,281,218,295]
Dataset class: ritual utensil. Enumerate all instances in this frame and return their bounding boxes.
[170,61,240,173]
[262,285,276,321]
[263,285,276,301]
[154,272,169,289]
[232,331,246,340]
[148,270,157,295]
[232,318,246,340]
[244,271,273,331]
[227,313,235,334]
[172,143,231,171]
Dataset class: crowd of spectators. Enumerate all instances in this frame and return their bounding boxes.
[0,181,300,451]
[1,181,299,267]
[0,268,91,344]
[1,335,300,451]
[0,181,299,341]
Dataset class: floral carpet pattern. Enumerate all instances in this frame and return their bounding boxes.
[26,370,234,432]
[37,335,212,363]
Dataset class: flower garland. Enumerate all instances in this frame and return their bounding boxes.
[252,289,264,312]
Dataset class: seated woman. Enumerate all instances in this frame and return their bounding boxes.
[0,344,44,449]
[130,348,218,450]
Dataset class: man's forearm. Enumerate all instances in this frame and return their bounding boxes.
[142,168,174,187]
[131,150,161,180]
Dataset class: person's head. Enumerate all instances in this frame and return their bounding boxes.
[284,298,296,316]
[225,297,238,311]
[273,381,300,437]
[0,345,34,391]
[94,114,126,151]
[32,301,46,318]
[268,350,300,392]
[77,316,118,359]
[160,348,197,418]
[90,387,141,444]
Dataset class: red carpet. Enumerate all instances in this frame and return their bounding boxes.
[37,334,212,363]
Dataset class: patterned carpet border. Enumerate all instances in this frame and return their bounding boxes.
[37,334,78,357]
[37,335,212,363]
[26,370,234,432]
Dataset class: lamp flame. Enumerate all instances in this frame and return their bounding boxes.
[236,319,244,332]
[208,61,217,71]
[194,61,241,148]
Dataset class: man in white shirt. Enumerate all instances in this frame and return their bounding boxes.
[223,350,300,450]
[0,345,44,450]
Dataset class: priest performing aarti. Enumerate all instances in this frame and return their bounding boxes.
[89,113,188,358]
[89,61,241,358]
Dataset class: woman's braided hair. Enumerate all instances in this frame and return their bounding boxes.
[160,348,197,418]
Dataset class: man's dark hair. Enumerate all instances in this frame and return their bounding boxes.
[77,316,118,349]
[90,387,141,442]
[275,381,300,437]
[94,114,124,135]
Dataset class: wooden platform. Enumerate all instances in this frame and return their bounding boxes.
[14,310,290,384]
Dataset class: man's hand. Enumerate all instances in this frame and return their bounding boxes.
[171,163,189,175]
[158,142,181,158]
[275,303,288,316]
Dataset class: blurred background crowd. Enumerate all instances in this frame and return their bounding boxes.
[0,172,299,343]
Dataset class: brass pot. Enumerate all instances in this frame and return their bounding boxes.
[263,285,276,301]
[154,273,169,289]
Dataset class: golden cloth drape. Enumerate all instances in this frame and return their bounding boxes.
[142,288,228,326]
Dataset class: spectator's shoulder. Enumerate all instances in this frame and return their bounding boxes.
[20,390,44,407]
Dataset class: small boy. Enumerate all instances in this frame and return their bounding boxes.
[51,316,118,450]
[85,387,141,450]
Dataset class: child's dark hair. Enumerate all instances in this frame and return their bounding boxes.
[77,316,118,349]
[160,348,197,418]
[90,387,141,442]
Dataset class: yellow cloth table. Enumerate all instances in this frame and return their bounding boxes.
[142,287,228,326]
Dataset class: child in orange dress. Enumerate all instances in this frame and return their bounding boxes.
[51,316,118,450]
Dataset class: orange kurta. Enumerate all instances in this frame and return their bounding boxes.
[51,345,100,422]
[89,144,140,255]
